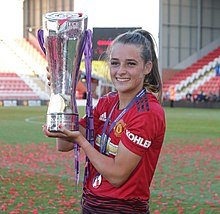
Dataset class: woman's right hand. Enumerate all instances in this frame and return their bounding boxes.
[46,66,51,86]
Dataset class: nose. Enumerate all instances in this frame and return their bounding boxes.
[117,64,127,75]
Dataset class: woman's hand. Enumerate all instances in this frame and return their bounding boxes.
[46,66,51,86]
[42,124,84,146]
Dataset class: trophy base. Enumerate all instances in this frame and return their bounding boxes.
[47,113,78,132]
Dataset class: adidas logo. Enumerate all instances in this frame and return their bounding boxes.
[99,112,107,122]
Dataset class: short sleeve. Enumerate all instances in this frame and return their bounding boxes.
[121,111,163,156]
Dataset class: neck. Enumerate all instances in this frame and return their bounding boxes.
[118,88,144,110]
[118,95,132,110]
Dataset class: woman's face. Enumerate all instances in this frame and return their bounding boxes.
[110,43,152,96]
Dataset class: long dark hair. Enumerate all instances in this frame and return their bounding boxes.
[107,29,163,103]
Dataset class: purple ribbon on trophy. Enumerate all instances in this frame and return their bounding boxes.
[38,11,94,188]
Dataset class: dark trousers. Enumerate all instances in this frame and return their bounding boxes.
[81,206,150,214]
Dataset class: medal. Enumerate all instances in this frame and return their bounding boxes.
[92,174,102,188]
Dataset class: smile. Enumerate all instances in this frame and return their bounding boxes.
[116,77,130,82]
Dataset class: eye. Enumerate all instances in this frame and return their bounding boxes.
[110,60,119,67]
[127,61,137,67]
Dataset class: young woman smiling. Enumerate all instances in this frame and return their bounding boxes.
[43,29,166,214]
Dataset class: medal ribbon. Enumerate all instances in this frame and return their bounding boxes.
[83,29,94,187]
[100,88,146,154]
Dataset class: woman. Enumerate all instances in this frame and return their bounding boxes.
[43,29,166,213]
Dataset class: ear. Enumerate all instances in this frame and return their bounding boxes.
[143,61,153,75]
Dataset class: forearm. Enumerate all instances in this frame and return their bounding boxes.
[56,138,74,151]
[56,124,86,152]
[78,137,129,187]
[47,124,140,187]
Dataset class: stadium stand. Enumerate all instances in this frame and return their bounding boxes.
[0,38,96,103]
[163,46,220,102]
[0,71,40,100]
[194,76,220,97]
[0,39,49,101]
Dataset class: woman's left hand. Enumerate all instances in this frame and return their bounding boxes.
[42,124,83,145]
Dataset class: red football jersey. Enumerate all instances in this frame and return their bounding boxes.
[79,92,166,201]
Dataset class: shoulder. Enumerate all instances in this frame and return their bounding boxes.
[147,93,165,117]
[94,92,118,113]
[96,92,118,106]
[122,94,165,153]
[101,91,118,101]
[132,93,164,116]
[127,93,165,130]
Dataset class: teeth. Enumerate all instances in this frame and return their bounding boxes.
[116,78,129,82]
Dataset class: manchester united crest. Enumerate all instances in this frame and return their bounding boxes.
[114,119,126,137]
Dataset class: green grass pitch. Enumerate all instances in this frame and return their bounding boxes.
[0,106,219,213]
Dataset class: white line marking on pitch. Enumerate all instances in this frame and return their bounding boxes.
[25,116,45,124]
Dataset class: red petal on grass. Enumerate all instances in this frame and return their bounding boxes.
[206,200,215,207]
[178,206,184,214]
[32,209,39,214]
[21,177,26,183]
[9,211,21,214]
[48,199,54,204]
[29,184,37,191]
[57,184,66,192]
[38,206,45,210]
[180,186,186,194]
[8,191,16,195]
[7,199,15,206]
[192,204,197,209]
[212,194,218,199]
[0,205,7,211]
[200,208,206,214]
[64,201,72,209]
[60,195,66,200]
[58,209,65,214]
[73,207,81,211]
[69,196,76,203]
[17,202,24,207]
[28,199,35,205]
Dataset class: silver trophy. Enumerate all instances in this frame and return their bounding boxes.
[42,12,88,132]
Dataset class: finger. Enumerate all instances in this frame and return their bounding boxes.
[59,125,73,136]
[45,131,67,138]
[59,126,81,140]
[46,71,51,86]
[42,124,67,138]
[46,71,51,80]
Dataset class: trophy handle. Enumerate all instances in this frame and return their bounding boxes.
[37,29,46,55]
